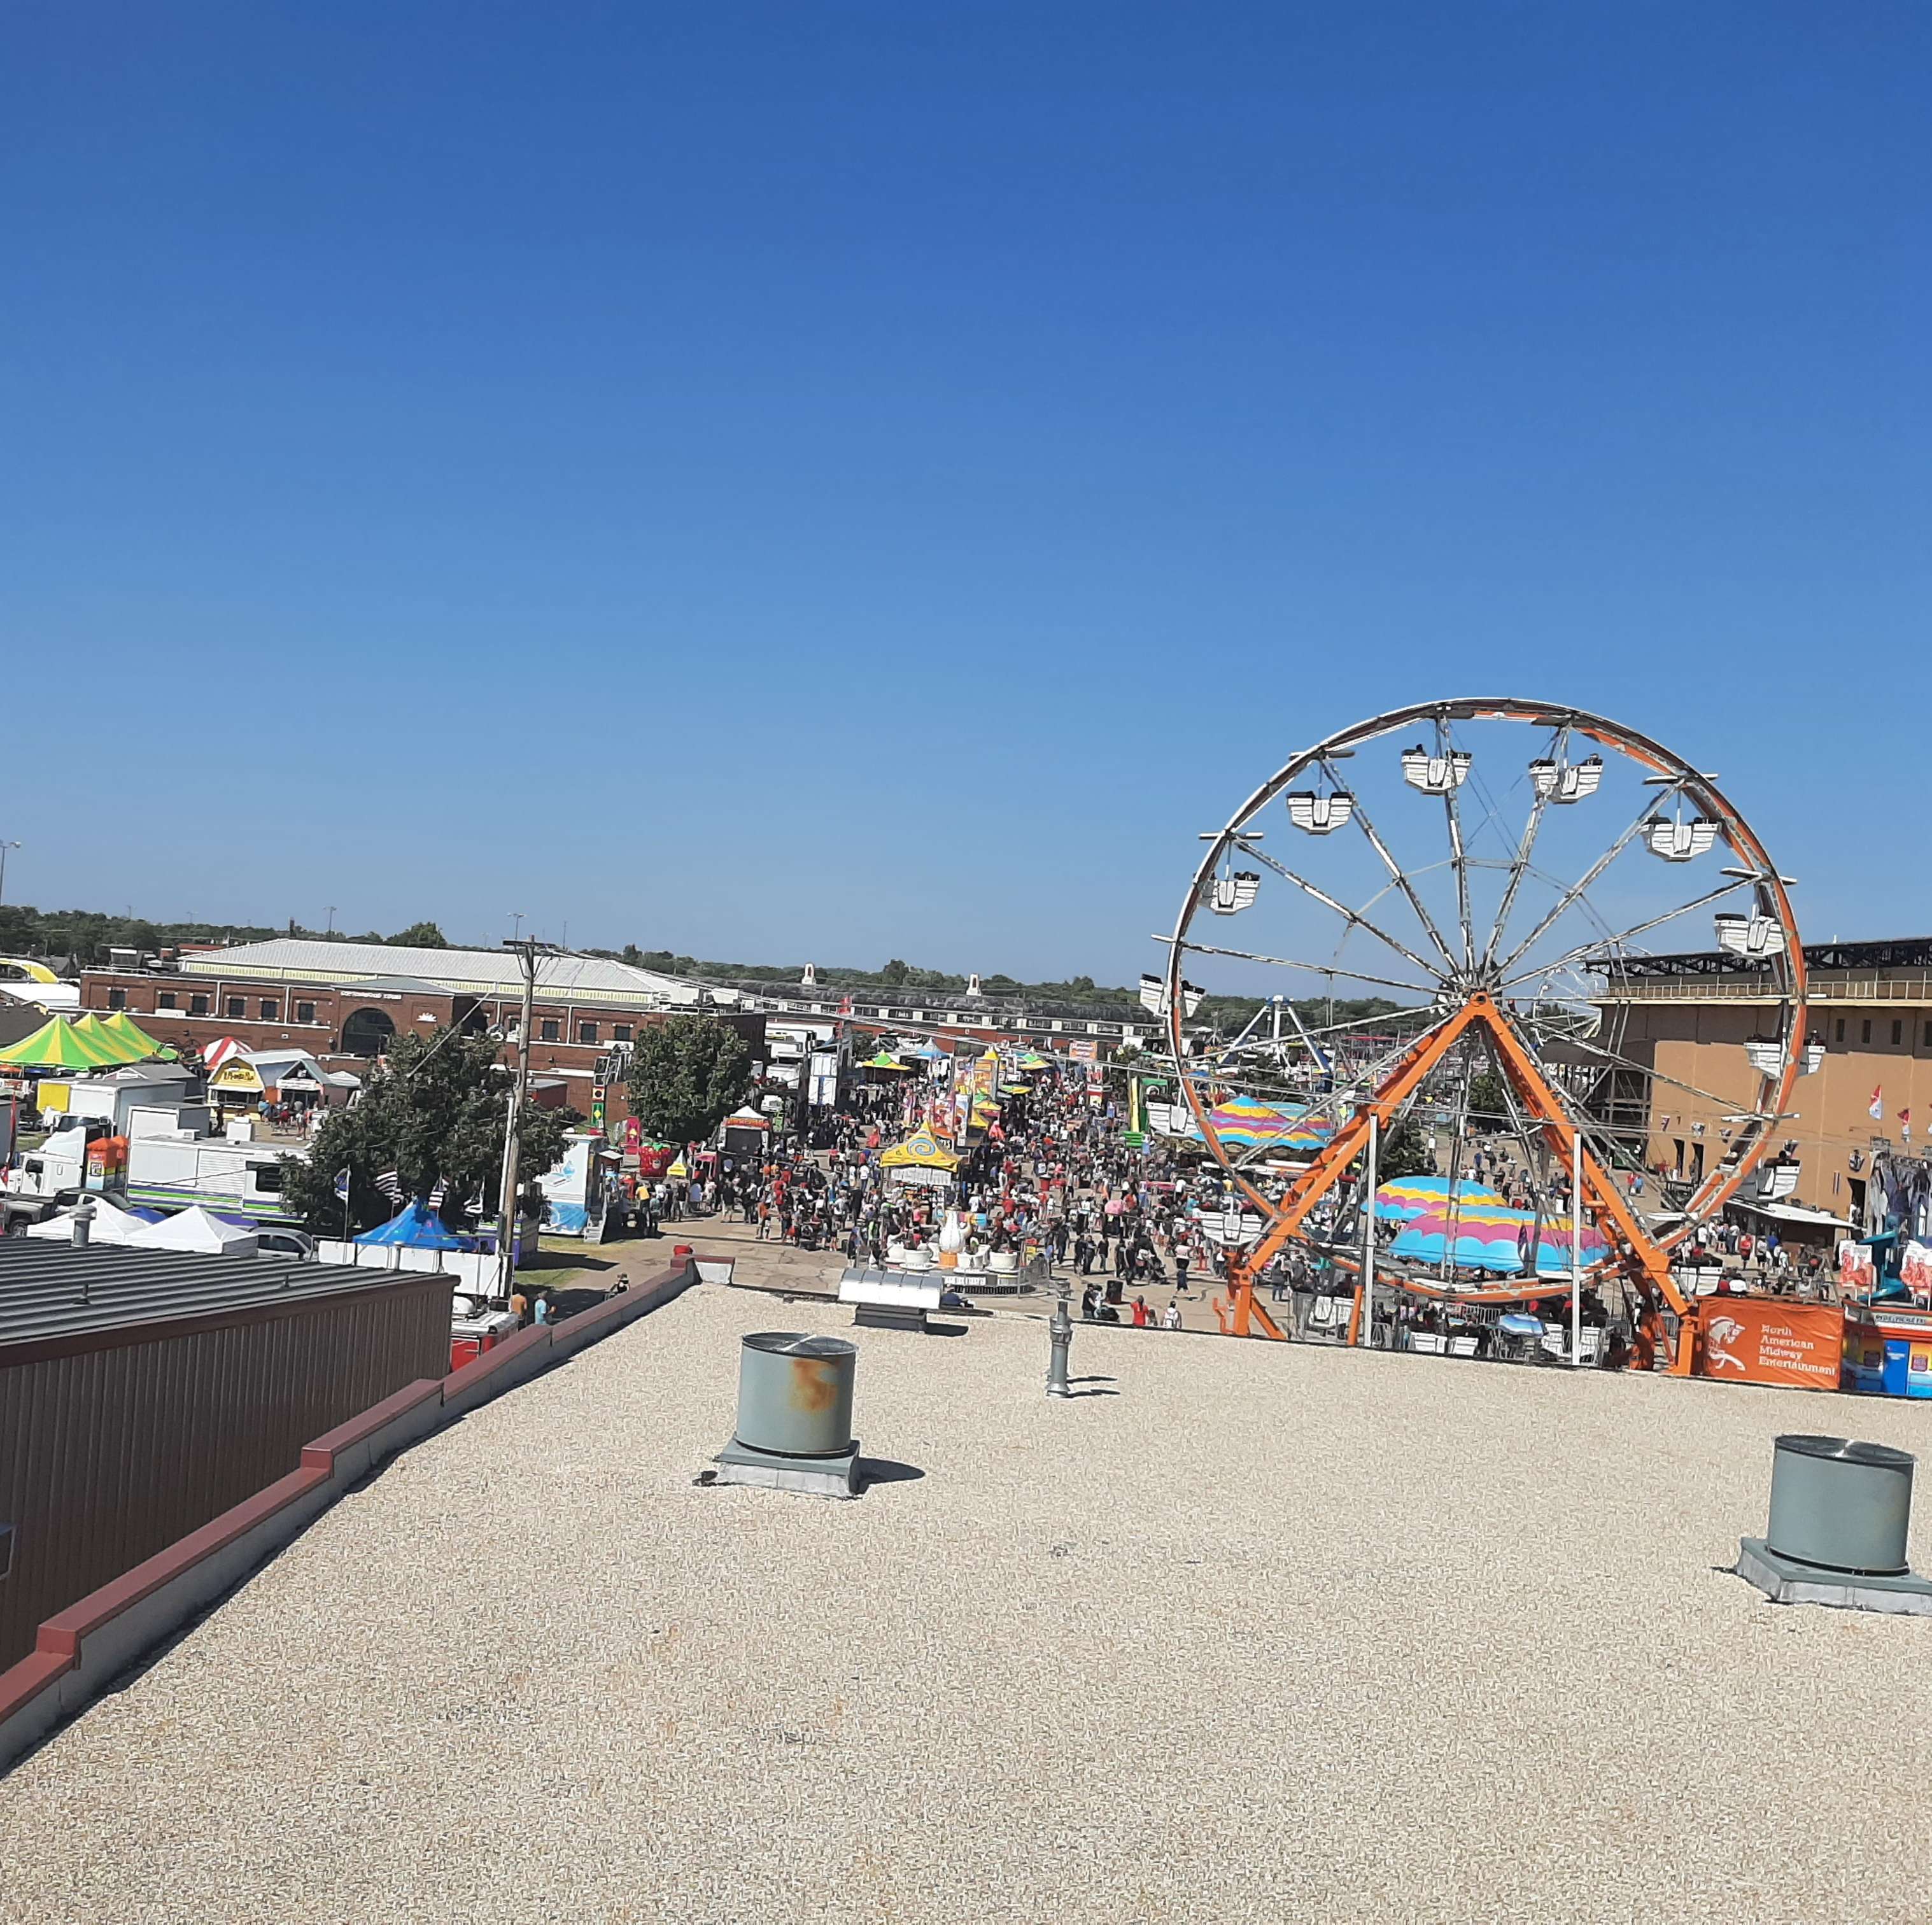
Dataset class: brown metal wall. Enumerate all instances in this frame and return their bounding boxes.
[0,1276,451,1671]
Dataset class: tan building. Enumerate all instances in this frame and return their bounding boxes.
[1594,936,1932,1229]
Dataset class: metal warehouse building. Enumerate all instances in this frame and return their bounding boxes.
[0,1242,451,1672]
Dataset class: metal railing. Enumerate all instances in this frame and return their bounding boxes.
[1597,975,1932,1006]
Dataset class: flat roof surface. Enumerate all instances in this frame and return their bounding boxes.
[3,1285,1929,1922]
[0,1243,435,1351]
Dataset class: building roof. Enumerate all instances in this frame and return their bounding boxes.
[167,938,737,1009]
[0,1003,57,1050]
[323,974,465,998]
[2,1280,1928,1921]
[0,1241,442,1354]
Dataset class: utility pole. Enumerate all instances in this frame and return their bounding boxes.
[325,906,337,936]
[0,840,20,907]
[494,938,544,1304]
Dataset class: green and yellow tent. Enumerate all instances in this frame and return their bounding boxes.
[0,1015,125,1071]
[70,1013,156,1065]
[99,1010,167,1060]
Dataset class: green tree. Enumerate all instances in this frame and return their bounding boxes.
[388,921,448,948]
[623,1014,754,1147]
[280,1028,576,1234]
[1466,1071,1511,1129]
[1376,1119,1434,1182]
[878,958,910,986]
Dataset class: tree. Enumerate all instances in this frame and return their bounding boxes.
[1377,1119,1434,1182]
[388,921,448,948]
[624,1014,753,1147]
[1466,1071,1511,1131]
[279,1028,577,1234]
[878,958,910,986]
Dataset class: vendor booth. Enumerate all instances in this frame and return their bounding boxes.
[880,1126,960,1189]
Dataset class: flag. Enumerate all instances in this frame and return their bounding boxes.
[428,1179,447,1211]
[333,1167,351,1202]
[376,1170,403,1202]
[1869,1087,1884,1122]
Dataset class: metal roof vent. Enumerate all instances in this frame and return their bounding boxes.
[1736,1435,1932,1614]
[710,1332,862,1498]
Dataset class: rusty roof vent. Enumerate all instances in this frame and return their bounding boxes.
[710,1330,861,1499]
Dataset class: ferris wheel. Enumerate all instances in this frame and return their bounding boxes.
[1158,697,1807,1352]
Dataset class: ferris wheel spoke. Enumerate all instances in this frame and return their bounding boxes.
[1163,936,1438,998]
[1477,728,1564,974]
[1231,836,1449,985]
[1510,1010,1781,1128]
[1316,759,1463,976]
[1435,717,1477,973]
[1489,791,1682,981]
[1490,875,1759,998]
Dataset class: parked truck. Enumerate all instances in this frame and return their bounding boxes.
[3,1110,306,1228]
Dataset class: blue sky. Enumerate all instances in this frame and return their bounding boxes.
[3,4,1925,978]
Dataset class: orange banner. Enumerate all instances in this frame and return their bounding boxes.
[1695,1297,1842,1390]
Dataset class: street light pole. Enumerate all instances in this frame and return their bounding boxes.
[0,840,20,908]
[494,938,542,1304]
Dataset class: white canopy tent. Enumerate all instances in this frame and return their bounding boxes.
[130,1205,261,1257]
[25,1199,156,1245]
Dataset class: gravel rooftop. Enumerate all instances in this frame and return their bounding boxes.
[3,1281,1930,1924]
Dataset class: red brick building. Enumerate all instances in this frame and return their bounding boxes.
[81,938,766,1130]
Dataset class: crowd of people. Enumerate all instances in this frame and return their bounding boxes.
[608,1052,1852,1352]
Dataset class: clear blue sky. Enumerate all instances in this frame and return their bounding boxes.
[3,4,1924,977]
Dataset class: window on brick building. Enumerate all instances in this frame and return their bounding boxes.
[613,1024,633,1043]
[106,989,127,1010]
[578,1022,598,1045]
[158,992,177,1010]
[1892,1019,1903,1047]
[226,997,245,1019]
[1861,1019,1872,1045]
[295,1001,315,1023]
[1835,1018,1844,1043]
[190,994,209,1015]
[260,1000,279,1021]
[540,1019,561,1042]
[1924,1019,1932,1049]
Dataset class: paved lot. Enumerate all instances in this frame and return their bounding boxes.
[3,1283,1929,1923]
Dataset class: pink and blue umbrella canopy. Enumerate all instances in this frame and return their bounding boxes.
[1390,1205,1609,1276]
[1372,1175,1506,1222]
[1206,1094,1332,1150]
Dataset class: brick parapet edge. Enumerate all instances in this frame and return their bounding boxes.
[0,1252,722,1775]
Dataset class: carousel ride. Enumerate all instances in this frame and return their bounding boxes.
[1155,698,1808,1372]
